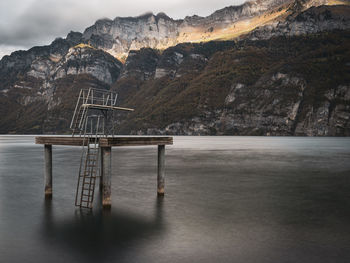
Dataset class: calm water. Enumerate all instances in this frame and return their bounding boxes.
[0,136,349,263]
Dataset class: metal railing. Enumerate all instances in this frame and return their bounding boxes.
[70,88,119,133]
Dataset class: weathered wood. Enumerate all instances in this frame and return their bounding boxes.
[102,147,112,209]
[99,137,173,147]
[35,136,173,147]
[36,137,88,146]
[157,145,165,196]
[44,144,52,198]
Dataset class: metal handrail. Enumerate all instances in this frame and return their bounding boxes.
[70,89,83,129]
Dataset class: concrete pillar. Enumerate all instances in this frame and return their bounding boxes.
[157,145,165,196]
[99,148,103,191]
[44,144,52,198]
[101,147,111,209]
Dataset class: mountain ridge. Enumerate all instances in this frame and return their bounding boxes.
[3,0,343,61]
[0,1,349,135]
[80,0,347,59]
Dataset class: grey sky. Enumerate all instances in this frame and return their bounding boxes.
[0,0,246,58]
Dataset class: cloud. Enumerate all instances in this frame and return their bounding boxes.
[0,0,245,56]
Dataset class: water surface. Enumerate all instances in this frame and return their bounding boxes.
[0,136,349,262]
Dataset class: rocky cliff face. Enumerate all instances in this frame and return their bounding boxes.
[112,27,350,136]
[0,33,122,133]
[80,0,346,60]
[249,4,350,39]
[82,0,297,60]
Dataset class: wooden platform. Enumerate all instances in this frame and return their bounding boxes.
[35,136,173,147]
[35,136,173,209]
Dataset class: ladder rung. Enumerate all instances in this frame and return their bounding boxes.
[82,179,96,182]
[82,186,93,189]
[81,172,95,175]
[83,182,94,186]
[80,205,92,209]
[84,172,97,175]
[83,182,93,185]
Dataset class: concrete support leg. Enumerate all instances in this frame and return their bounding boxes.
[157,145,165,196]
[102,147,111,209]
[44,144,52,198]
[99,148,104,191]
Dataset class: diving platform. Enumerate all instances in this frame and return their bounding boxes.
[81,103,134,112]
[36,136,173,209]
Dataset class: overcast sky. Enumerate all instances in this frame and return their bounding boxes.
[0,0,246,58]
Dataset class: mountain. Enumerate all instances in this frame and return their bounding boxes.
[82,0,293,60]
[114,29,350,136]
[249,2,350,39]
[81,0,345,60]
[0,35,122,133]
[0,0,349,135]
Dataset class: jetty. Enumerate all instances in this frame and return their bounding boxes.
[35,136,173,209]
[35,88,173,209]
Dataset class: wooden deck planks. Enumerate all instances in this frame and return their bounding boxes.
[35,136,173,147]
[99,137,173,147]
[35,137,88,146]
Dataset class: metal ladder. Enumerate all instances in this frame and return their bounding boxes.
[75,115,104,209]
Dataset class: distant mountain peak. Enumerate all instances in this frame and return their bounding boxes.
[78,0,347,60]
[80,0,303,60]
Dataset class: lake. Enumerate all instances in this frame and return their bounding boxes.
[0,136,349,262]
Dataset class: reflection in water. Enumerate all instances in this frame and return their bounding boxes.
[41,194,164,262]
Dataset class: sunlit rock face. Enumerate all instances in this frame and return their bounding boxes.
[81,0,297,60]
[249,4,350,39]
[83,13,180,60]
[80,0,346,60]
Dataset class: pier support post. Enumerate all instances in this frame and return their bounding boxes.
[44,144,52,198]
[101,147,111,209]
[99,148,104,191]
[157,145,165,196]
